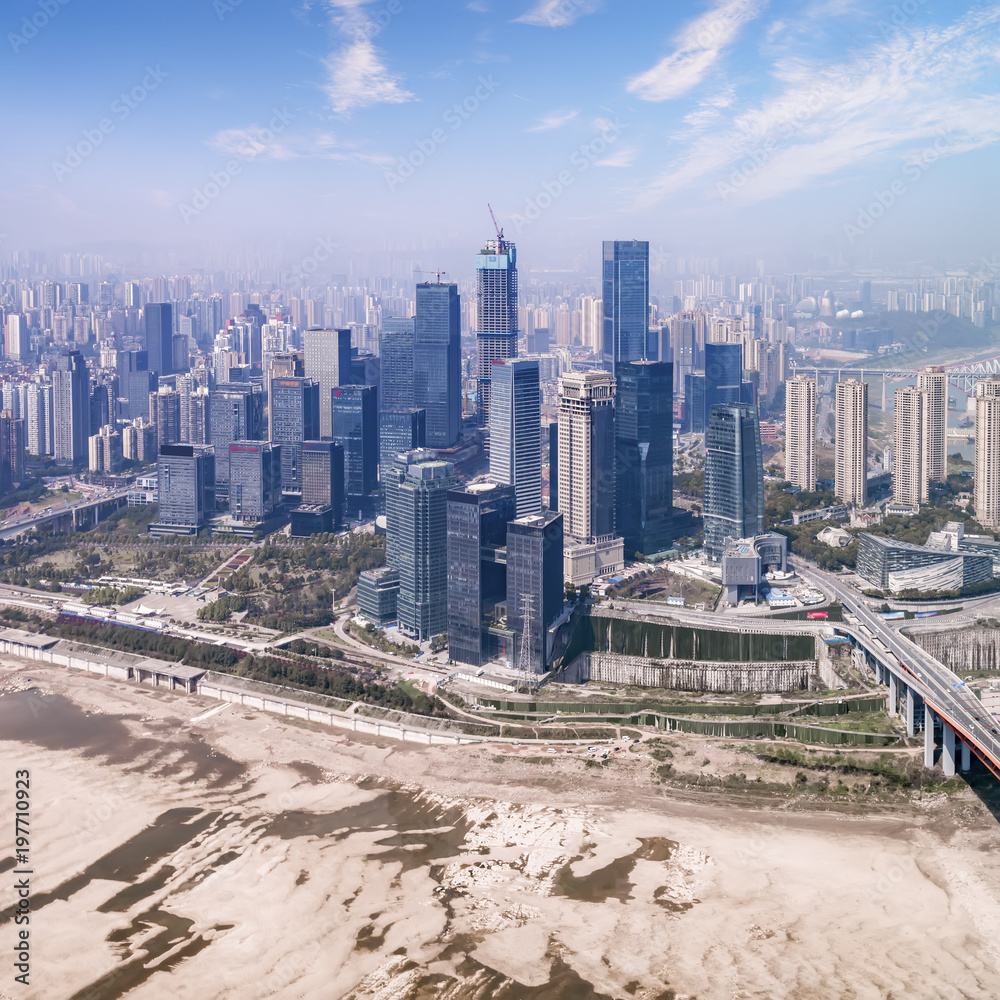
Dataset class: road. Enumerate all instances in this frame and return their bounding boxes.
[798,565,1000,771]
[0,488,130,538]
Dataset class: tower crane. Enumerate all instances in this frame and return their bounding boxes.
[413,269,447,283]
[487,203,506,250]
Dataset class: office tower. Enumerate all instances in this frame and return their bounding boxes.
[88,426,122,475]
[117,350,155,422]
[704,342,743,427]
[414,282,461,448]
[506,511,564,674]
[151,445,215,535]
[356,567,400,625]
[5,314,30,361]
[475,236,518,425]
[489,357,541,517]
[229,441,282,522]
[0,412,25,493]
[975,378,1000,527]
[784,376,817,492]
[269,377,319,494]
[835,378,868,507]
[893,385,927,507]
[557,371,624,585]
[173,333,191,373]
[918,367,947,484]
[52,351,89,465]
[602,240,649,373]
[150,387,181,453]
[332,384,378,511]
[144,303,173,377]
[615,360,674,558]
[209,384,264,500]
[703,402,765,562]
[379,317,415,410]
[446,481,517,667]
[379,408,425,475]
[548,421,558,509]
[384,450,456,640]
[295,440,345,535]
[25,382,52,457]
[303,328,352,439]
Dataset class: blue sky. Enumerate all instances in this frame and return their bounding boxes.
[2,0,1000,272]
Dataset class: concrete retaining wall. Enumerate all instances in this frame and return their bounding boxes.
[910,628,1000,672]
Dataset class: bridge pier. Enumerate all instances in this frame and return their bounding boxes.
[961,740,971,773]
[924,707,936,767]
[942,724,957,777]
[889,673,899,716]
[905,687,917,737]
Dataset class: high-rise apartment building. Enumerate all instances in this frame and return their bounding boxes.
[52,351,89,465]
[384,450,456,640]
[269,377,320,494]
[5,314,30,361]
[209,384,264,500]
[894,385,927,507]
[150,387,181,453]
[835,379,868,507]
[975,378,1000,527]
[918,367,947,484]
[602,240,649,373]
[25,382,52,457]
[489,357,541,518]
[0,412,25,493]
[557,370,624,585]
[784,376,817,492]
[144,303,173,377]
[117,350,155,423]
[615,360,675,558]
[703,402,765,562]
[87,426,123,475]
[303,328,352,439]
[474,237,518,425]
[414,282,461,448]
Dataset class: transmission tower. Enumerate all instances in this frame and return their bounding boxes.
[517,593,535,695]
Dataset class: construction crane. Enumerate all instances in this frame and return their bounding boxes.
[487,203,505,250]
[413,269,447,283]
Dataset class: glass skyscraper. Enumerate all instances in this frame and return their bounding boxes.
[209,384,264,501]
[331,384,378,508]
[144,303,173,378]
[269,376,319,494]
[704,342,743,424]
[489,357,541,518]
[379,317,415,410]
[615,360,675,558]
[703,402,765,562]
[303,328,352,439]
[414,282,461,448]
[602,240,649,374]
[474,238,518,426]
[152,444,215,535]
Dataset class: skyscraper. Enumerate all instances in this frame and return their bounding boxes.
[918,367,947,484]
[52,351,89,465]
[144,303,173,377]
[25,382,52,457]
[379,408,426,477]
[489,357,541,518]
[703,402,765,562]
[704,342,743,427]
[414,282,461,448]
[229,441,282,523]
[269,377,320,494]
[0,411,26,493]
[602,240,649,373]
[150,445,215,536]
[332,384,378,511]
[379,317,415,410]
[446,481,517,667]
[835,379,868,507]
[615,360,674,558]
[784,375,817,492]
[5,314,30,361]
[294,439,345,535]
[506,511,564,674]
[384,450,456,640]
[303,328,352,439]
[209,384,264,501]
[557,371,624,585]
[894,385,927,507]
[150,387,182,453]
[474,236,518,425]
[975,378,1000,527]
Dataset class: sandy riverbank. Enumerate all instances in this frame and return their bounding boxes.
[2,657,1000,999]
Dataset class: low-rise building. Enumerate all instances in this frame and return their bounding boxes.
[357,567,400,626]
[856,533,993,593]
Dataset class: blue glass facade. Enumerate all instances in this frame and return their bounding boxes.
[415,283,461,448]
[602,240,649,373]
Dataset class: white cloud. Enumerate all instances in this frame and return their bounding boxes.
[208,126,394,166]
[526,108,579,132]
[627,0,767,102]
[514,0,600,28]
[595,146,638,168]
[633,6,1000,208]
[324,38,415,115]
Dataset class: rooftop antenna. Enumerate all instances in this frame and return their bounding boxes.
[488,203,505,251]
[413,269,447,283]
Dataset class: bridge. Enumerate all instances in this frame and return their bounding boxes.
[790,355,1000,396]
[0,489,130,540]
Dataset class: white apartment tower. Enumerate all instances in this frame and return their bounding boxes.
[784,376,816,493]
[917,367,947,484]
[975,378,1000,527]
[893,385,928,507]
[835,379,868,507]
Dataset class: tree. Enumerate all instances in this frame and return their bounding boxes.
[565,582,577,603]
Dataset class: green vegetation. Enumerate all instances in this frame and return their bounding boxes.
[81,585,143,606]
[346,621,419,658]
[197,594,249,621]
[764,485,841,529]
[673,469,704,498]
[608,567,720,607]
[430,632,448,653]
[285,638,344,660]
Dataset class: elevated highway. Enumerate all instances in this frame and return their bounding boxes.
[0,489,129,539]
